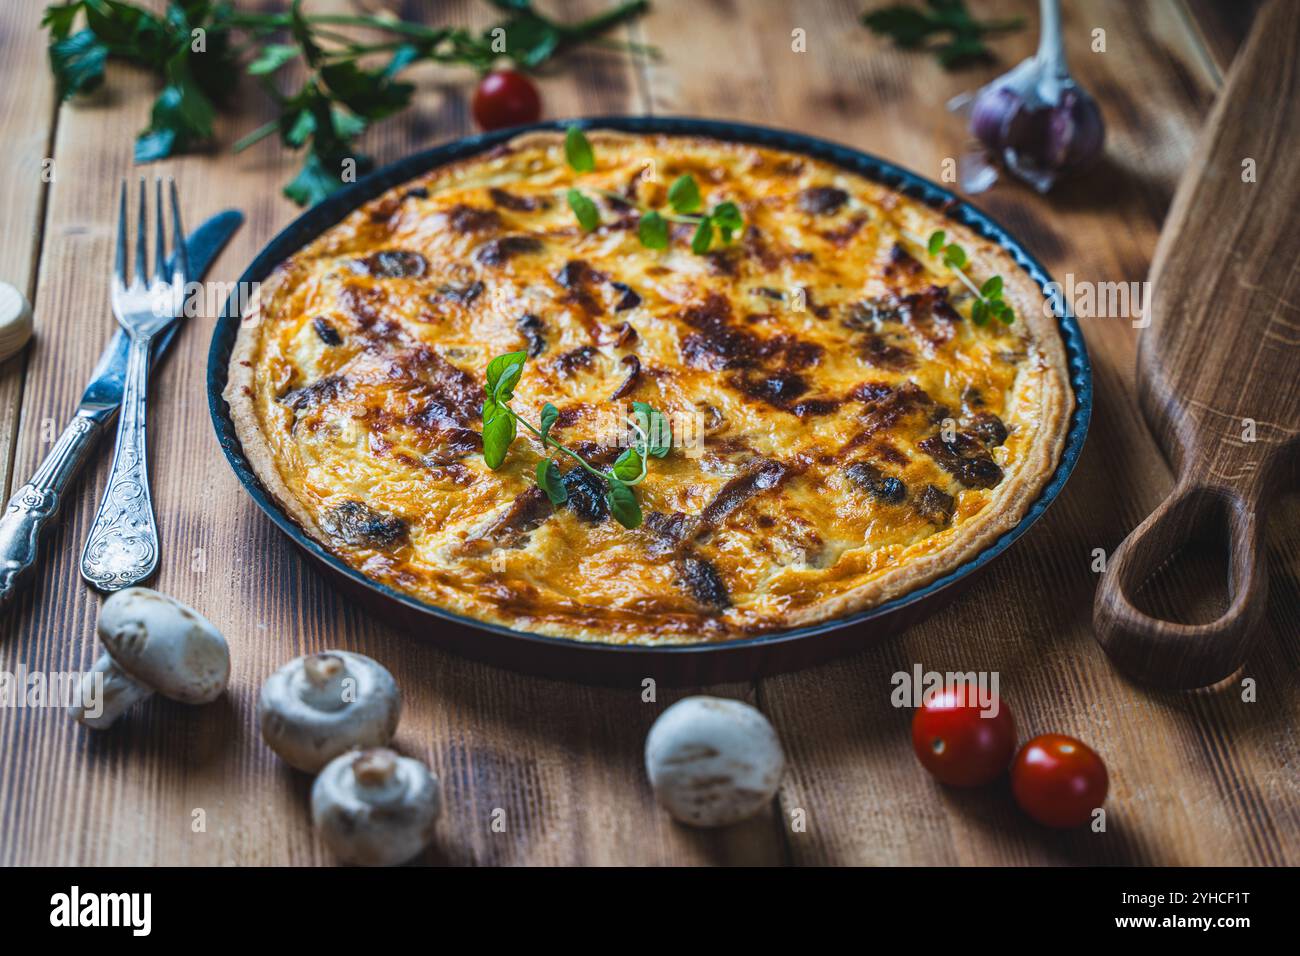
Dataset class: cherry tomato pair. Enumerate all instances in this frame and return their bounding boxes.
[911,689,1108,828]
[473,70,542,131]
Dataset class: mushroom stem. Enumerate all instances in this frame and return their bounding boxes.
[69,652,153,729]
[352,750,405,806]
[297,653,350,712]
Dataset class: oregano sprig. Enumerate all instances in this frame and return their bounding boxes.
[903,227,1015,325]
[563,127,743,255]
[480,351,672,530]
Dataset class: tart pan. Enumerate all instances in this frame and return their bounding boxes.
[208,116,1091,685]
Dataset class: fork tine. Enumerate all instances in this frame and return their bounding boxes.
[133,177,147,288]
[169,178,188,284]
[114,180,128,286]
[152,178,166,285]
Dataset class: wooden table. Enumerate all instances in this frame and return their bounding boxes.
[1,0,1295,866]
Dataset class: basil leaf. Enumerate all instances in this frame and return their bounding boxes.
[927,230,945,256]
[612,447,643,482]
[564,126,594,172]
[632,401,671,457]
[486,350,528,400]
[943,243,967,269]
[536,458,567,505]
[980,275,1003,298]
[567,188,599,232]
[482,407,517,469]
[691,216,714,255]
[970,299,988,326]
[711,201,743,242]
[638,210,668,250]
[539,402,559,443]
[667,174,701,213]
[605,478,642,529]
[995,301,1016,325]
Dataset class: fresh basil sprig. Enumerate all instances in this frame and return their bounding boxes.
[480,352,673,530]
[916,229,1015,325]
[563,128,743,255]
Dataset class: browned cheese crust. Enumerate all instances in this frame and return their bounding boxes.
[226,132,1072,645]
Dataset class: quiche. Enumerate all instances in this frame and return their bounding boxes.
[226,131,1072,646]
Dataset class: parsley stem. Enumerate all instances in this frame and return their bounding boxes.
[233,120,279,153]
[592,188,701,224]
[899,227,985,301]
[501,405,607,481]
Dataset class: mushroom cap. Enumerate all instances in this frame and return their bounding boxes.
[258,650,401,772]
[645,696,785,828]
[97,588,230,704]
[311,748,441,866]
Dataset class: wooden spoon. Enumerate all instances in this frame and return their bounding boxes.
[1093,0,1300,689]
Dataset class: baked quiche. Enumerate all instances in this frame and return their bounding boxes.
[226,131,1072,645]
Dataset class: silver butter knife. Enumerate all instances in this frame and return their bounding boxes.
[0,210,243,606]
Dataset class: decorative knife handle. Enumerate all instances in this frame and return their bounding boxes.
[0,413,104,605]
[80,336,159,592]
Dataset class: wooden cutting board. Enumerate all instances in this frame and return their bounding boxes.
[1093,0,1300,688]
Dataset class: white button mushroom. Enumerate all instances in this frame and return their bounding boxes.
[0,281,33,363]
[69,588,230,729]
[258,650,401,772]
[645,695,785,827]
[311,747,441,866]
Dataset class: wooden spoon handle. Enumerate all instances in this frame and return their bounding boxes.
[1093,478,1265,689]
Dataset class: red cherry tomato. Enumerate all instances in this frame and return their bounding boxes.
[1011,733,1109,828]
[473,70,542,131]
[911,688,1016,787]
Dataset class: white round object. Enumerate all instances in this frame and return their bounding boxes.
[0,281,32,362]
[645,696,785,827]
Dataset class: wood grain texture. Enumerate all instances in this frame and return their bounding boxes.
[0,0,1295,866]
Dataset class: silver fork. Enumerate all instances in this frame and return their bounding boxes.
[80,178,189,592]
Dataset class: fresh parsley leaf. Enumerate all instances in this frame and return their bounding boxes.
[282,151,344,206]
[49,29,108,100]
[247,43,298,76]
[135,51,217,162]
[536,458,567,504]
[638,210,668,250]
[42,3,83,41]
[711,201,743,242]
[605,478,642,529]
[862,1,1024,70]
[568,189,599,232]
[564,126,594,172]
[668,174,701,214]
[691,216,714,255]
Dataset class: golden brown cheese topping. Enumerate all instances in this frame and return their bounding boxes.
[227,132,1071,645]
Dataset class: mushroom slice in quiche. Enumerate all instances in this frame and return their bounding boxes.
[226,131,1072,646]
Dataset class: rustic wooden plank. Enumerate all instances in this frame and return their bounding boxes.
[633,0,1296,864]
[0,1,58,494]
[0,0,783,866]
[1180,0,1264,79]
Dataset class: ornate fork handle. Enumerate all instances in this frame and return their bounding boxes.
[0,413,105,604]
[81,334,159,591]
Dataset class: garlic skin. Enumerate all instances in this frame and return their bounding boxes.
[0,282,33,362]
[963,0,1104,193]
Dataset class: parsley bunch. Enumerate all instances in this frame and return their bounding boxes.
[481,351,671,530]
[861,0,1023,69]
[42,0,652,205]
[563,127,744,255]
